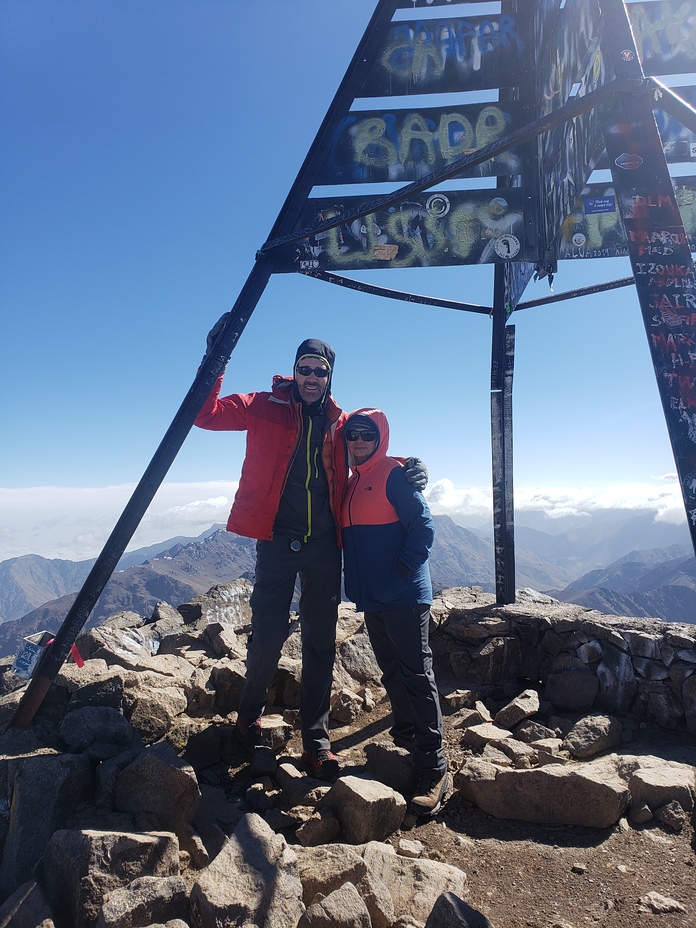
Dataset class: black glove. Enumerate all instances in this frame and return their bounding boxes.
[206,312,231,354]
[403,457,428,491]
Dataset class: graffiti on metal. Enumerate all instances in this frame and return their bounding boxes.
[535,0,565,63]
[596,85,696,169]
[628,0,696,76]
[504,261,536,314]
[282,189,527,272]
[536,0,605,255]
[317,102,520,185]
[559,178,696,259]
[357,13,525,96]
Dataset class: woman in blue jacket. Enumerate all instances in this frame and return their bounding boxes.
[341,408,448,815]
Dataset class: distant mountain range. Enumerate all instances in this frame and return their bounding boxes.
[1,510,695,659]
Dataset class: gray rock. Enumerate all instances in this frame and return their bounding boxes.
[362,841,467,926]
[330,687,364,724]
[451,707,486,729]
[454,757,630,828]
[597,645,636,715]
[327,775,406,844]
[296,808,342,846]
[0,879,55,928]
[298,882,371,928]
[337,630,381,684]
[209,659,247,713]
[639,891,687,914]
[654,799,687,832]
[297,883,372,928]
[545,654,598,711]
[95,876,188,928]
[646,689,684,729]
[114,742,200,829]
[355,870,395,928]
[200,621,242,658]
[628,762,695,813]
[494,688,540,728]
[190,813,304,928]
[66,667,127,710]
[397,839,424,858]
[496,737,537,768]
[122,672,188,744]
[467,636,522,684]
[623,630,662,659]
[425,891,494,927]
[461,723,512,749]
[629,802,654,823]
[276,762,329,808]
[150,601,185,625]
[364,740,418,796]
[60,706,134,758]
[183,667,217,717]
[269,656,303,708]
[77,626,156,666]
[95,747,143,810]
[178,580,253,628]
[683,671,696,734]
[43,830,179,928]
[513,719,556,743]
[295,844,368,906]
[633,658,670,681]
[193,784,244,830]
[0,752,93,898]
[561,714,622,758]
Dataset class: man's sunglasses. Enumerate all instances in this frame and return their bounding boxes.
[296,365,329,378]
[345,429,378,442]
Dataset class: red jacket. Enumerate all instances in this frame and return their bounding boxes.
[194,374,348,542]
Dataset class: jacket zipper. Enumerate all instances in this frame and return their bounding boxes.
[303,417,313,542]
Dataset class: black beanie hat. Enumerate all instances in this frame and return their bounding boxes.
[345,414,377,434]
[294,338,335,373]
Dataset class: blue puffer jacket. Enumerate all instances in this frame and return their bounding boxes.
[341,408,434,612]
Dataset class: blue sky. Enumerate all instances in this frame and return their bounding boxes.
[0,0,689,561]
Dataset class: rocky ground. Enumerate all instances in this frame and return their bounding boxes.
[214,696,696,928]
[3,585,696,927]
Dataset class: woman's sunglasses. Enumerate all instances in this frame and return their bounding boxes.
[345,429,378,442]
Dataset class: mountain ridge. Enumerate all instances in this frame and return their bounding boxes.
[2,513,696,660]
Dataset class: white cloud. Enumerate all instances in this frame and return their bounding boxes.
[0,474,688,563]
[425,476,687,525]
[0,482,238,561]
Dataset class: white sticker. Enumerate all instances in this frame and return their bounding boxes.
[493,234,520,259]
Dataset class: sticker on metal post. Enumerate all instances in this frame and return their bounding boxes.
[494,234,520,259]
[615,152,644,170]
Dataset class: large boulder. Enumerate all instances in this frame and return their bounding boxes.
[361,841,467,926]
[0,752,93,898]
[190,813,304,928]
[42,829,179,928]
[454,758,630,828]
[113,742,200,830]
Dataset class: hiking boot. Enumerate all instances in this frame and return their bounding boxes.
[302,748,341,781]
[410,769,450,816]
[392,733,416,752]
[234,717,263,757]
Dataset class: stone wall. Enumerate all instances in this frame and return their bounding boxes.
[432,587,696,733]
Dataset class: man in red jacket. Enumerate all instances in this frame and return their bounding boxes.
[195,325,426,780]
